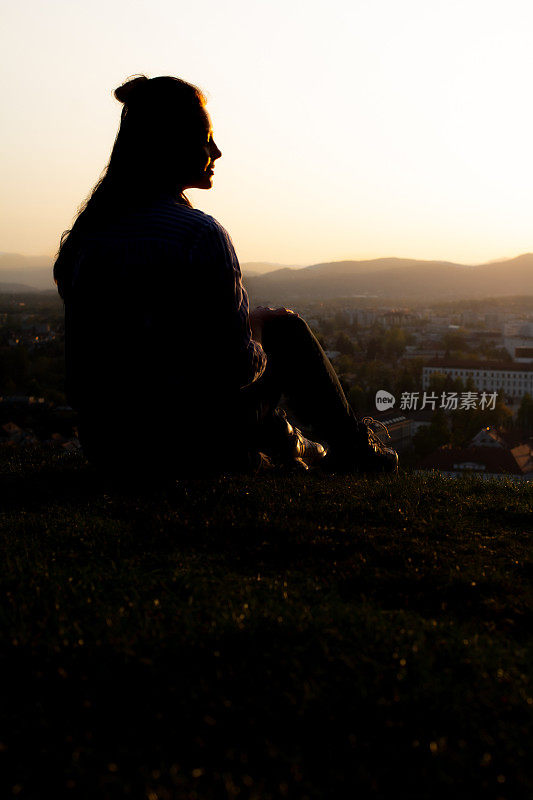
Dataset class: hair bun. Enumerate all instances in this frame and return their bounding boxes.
[114,75,149,105]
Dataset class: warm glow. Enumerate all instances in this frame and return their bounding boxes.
[2,0,533,265]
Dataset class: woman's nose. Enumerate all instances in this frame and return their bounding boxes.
[211,140,222,160]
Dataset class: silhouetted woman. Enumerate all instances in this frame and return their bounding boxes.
[54,75,397,479]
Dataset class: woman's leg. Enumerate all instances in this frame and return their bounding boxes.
[242,314,358,447]
[241,314,397,471]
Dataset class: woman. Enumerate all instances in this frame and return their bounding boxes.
[54,75,397,479]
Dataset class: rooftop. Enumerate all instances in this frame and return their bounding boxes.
[419,444,533,476]
[425,360,533,372]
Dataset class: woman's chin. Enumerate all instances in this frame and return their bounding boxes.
[194,178,214,190]
[182,173,214,191]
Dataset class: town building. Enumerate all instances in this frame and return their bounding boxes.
[422,360,533,402]
[418,426,533,481]
[515,347,533,363]
[503,335,533,360]
[377,310,418,328]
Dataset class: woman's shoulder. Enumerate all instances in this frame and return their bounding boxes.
[74,198,235,269]
[139,197,230,244]
[170,201,229,236]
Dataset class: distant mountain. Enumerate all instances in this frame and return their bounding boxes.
[243,254,533,304]
[0,256,300,289]
[1,250,532,302]
[0,253,54,291]
[241,262,303,276]
[0,282,40,293]
[0,253,53,268]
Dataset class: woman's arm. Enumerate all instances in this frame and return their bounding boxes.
[189,217,267,389]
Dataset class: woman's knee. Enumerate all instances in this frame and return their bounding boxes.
[263,312,312,348]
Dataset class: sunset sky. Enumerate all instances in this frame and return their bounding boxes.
[3,0,533,265]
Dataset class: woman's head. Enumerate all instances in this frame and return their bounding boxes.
[110,74,221,195]
[54,75,222,297]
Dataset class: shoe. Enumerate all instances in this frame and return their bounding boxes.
[320,416,398,474]
[292,426,327,466]
[258,408,327,469]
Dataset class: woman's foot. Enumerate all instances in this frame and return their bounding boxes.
[319,417,398,473]
[256,408,327,468]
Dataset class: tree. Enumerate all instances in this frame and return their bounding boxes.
[413,408,449,458]
[393,359,423,396]
[333,354,355,376]
[334,332,355,356]
[319,318,334,336]
[517,393,533,433]
[0,346,29,393]
[365,336,383,361]
[442,330,468,355]
[427,372,464,395]
[383,327,407,361]
[450,397,513,447]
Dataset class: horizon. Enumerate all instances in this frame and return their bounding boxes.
[1,250,532,270]
[2,249,532,301]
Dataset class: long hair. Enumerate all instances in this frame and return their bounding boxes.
[54,75,207,299]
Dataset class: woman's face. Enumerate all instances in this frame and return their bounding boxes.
[181,108,222,190]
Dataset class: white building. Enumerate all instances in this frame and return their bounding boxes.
[422,360,533,401]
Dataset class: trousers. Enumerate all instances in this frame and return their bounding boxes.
[241,313,360,448]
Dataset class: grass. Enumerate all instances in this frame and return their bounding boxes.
[1,446,532,799]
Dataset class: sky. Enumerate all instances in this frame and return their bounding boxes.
[2,0,533,266]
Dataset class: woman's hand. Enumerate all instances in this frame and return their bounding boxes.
[249,306,299,344]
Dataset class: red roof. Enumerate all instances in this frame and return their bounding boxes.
[419,445,533,475]
[472,427,533,449]
[499,429,533,449]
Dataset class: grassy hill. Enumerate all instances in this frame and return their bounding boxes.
[1,446,532,798]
